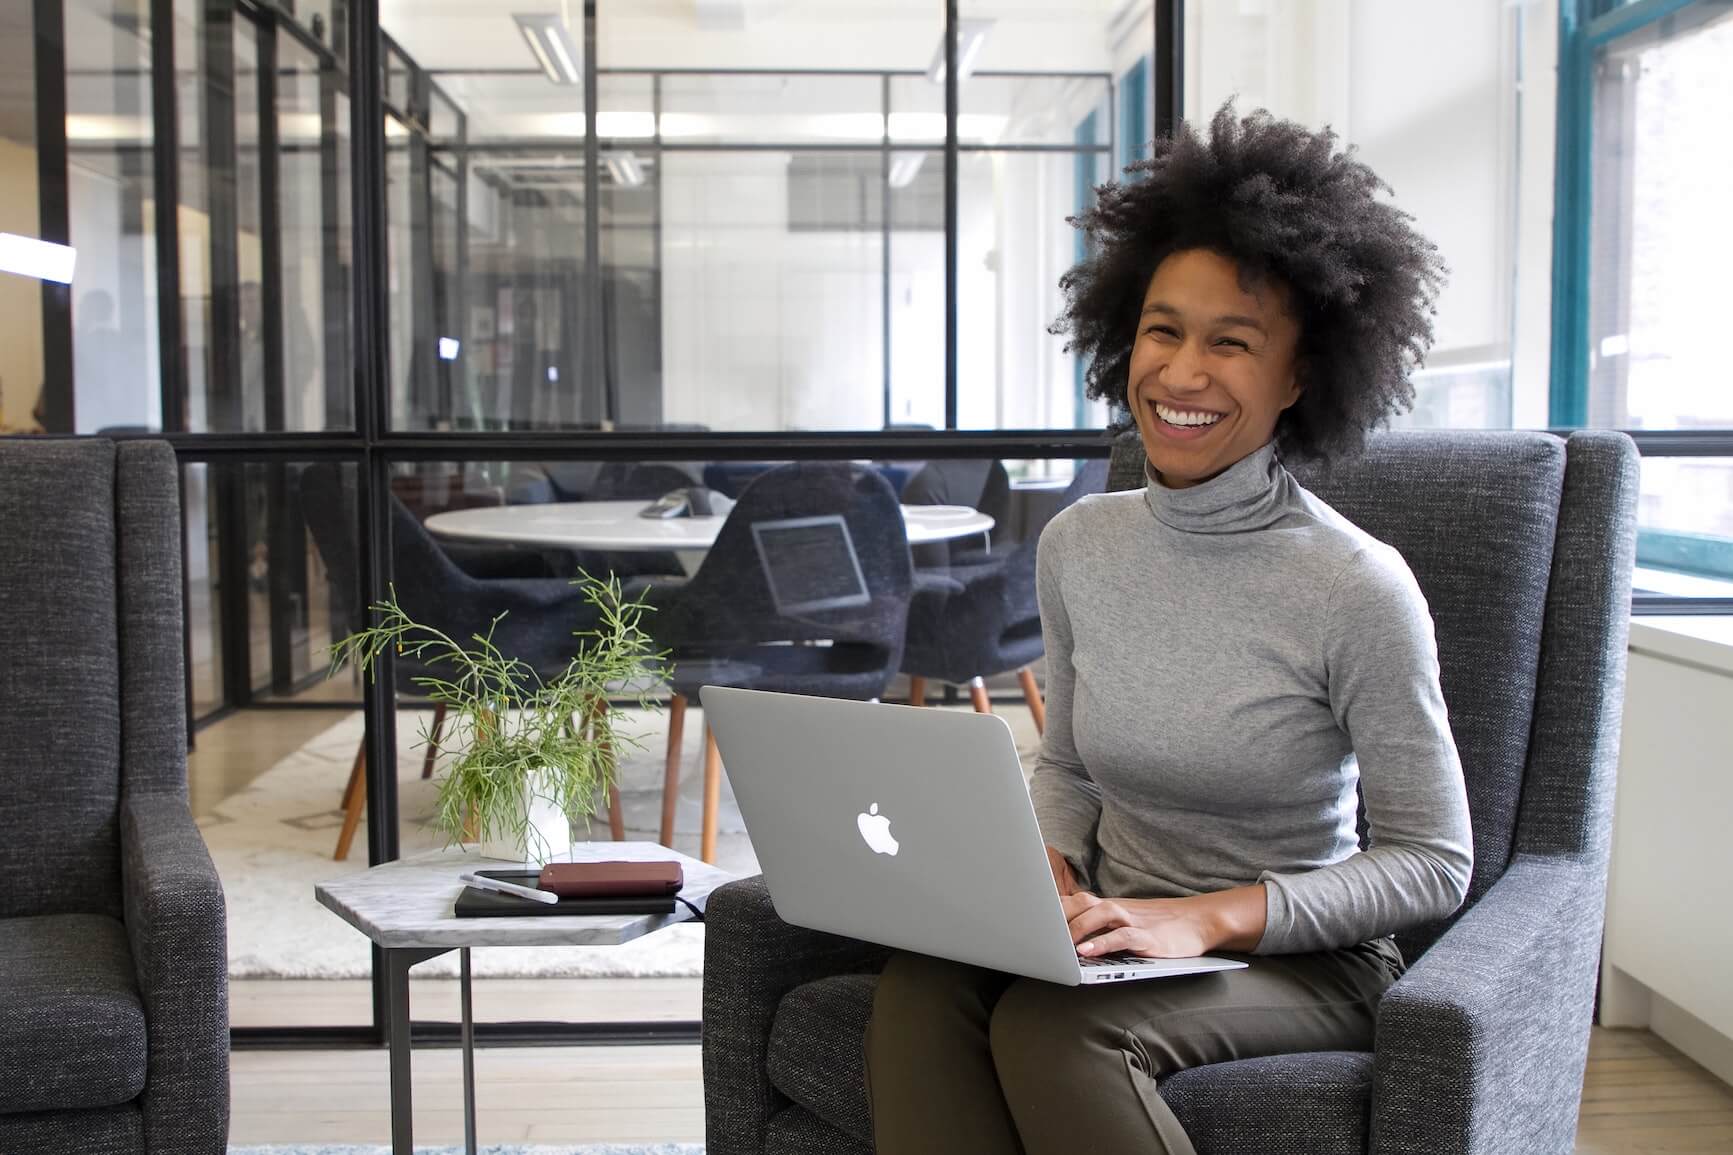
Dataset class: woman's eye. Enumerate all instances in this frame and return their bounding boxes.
[1143,325,1179,339]
[1215,337,1250,351]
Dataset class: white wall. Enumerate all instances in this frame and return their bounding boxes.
[1185,0,1558,430]
[659,152,884,431]
[1602,618,1733,1090]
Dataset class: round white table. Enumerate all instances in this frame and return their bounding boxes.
[425,500,995,556]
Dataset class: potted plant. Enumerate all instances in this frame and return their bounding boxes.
[327,572,669,866]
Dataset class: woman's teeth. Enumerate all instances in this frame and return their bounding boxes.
[1153,402,1222,427]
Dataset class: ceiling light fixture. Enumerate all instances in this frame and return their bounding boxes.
[603,151,646,187]
[0,233,77,284]
[887,152,926,189]
[514,13,582,85]
[927,19,994,85]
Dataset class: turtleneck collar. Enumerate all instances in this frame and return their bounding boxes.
[1143,438,1288,535]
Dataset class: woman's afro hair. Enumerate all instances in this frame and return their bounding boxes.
[1054,101,1446,464]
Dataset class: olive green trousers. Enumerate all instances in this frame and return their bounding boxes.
[865,938,1402,1155]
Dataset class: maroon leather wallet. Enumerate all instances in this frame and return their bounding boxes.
[537,861,683,898]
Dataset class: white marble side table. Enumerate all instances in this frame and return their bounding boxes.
[315,842,732,1155]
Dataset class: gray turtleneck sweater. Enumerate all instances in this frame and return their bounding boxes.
[1030,439,1473,956]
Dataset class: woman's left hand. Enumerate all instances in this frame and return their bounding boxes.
[1062,885,1268,958]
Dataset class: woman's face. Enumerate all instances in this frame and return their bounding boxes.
[1126,248,1302,489]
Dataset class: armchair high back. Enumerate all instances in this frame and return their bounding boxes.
[702,428,1639,1155]
[0,438,228,1153]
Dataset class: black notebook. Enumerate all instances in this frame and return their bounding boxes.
[453,870,679,919]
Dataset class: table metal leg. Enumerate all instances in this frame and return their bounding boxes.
[384,947,447,1155]
[462,946,477,1155]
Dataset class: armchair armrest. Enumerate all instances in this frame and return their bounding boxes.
[703,876,892,1155]
[1371,854,1604,1155]
[121,791,229,1154]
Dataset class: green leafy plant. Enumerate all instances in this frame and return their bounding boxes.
[326,572,670,857]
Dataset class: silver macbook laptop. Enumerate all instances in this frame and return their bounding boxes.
[700,686,1247,986]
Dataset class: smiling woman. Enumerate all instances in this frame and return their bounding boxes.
[1055,100,1447,470]
[1128,248,1302,488]
[867,104,1470,1155]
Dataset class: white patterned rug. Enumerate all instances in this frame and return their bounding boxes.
[204,705,755,979]
[228,1146,703,1154]
[203,700,1038,980]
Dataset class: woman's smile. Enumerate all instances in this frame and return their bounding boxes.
[1147,399,1228,442]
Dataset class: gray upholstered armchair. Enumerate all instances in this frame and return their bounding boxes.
[701,429,1639,1154]
[0,438,229,1153]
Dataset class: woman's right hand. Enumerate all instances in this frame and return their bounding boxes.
[1045,845,1080,896]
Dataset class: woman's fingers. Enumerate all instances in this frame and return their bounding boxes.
[1059,892,1102,920]
[1065,899,1130,945]
[1076,926,1146,956]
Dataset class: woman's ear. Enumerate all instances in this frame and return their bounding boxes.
[1280,372,1304,412]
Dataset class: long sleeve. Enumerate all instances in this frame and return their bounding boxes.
[1028,519,1103,885]
[1255,546,1475,954]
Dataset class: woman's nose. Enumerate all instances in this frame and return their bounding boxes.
[1160,340,1209,391]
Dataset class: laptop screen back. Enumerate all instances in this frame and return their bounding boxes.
[750,514,871,615]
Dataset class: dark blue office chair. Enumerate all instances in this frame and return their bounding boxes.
[900,458,1013,568]
[300,463,622,860]
[641,462,915,862]
[898,460,1108,731]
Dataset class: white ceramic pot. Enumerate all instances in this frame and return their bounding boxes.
[475,769,573,867]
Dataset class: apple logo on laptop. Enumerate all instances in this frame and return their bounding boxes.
[857,803,899,856]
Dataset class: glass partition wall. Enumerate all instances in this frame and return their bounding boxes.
[6,0,1732,1055]
[3,0,1163,1046]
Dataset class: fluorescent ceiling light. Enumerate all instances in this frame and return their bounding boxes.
[887,152,926,189]
[603,151,645,187]
[0,233,77,284]
[928,19,994,85]
[437,337,460,361]
[514,13,581,85]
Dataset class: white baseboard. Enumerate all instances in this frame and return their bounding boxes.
[1651,992,1733,1090]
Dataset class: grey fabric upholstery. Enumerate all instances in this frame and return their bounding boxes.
[766,974,877,1139]
[0,437,229,1153]
[0,440,123,919]
[701,429,1639,1155]
[1161,1053,1374,1155]
[0,915,146,1113]
[0,1105,143,1154]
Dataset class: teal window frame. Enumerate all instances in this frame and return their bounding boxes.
[1549,0,1714,426]
[1552,0,1733,593]
[1073,109,1099,427]
[1119,56,1150,171]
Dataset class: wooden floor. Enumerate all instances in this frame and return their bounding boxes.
[1576,1028,1733,1153]
[229,1018,1733,1148]
[200,707,1733,1148]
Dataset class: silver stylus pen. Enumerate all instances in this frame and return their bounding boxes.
[459,871,560,905]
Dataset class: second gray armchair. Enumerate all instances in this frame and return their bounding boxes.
[0,438,229,1154]
[700,428,1639,1155]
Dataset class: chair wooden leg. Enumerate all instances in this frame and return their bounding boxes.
[340,739,365,811]
[334,743,366,862]
[660,694,687,848]
[701,724,722,865]
[908,675,926,707]
[420,701,448,780]
[585,699,625,842]
[968,676,992,715]
[1017,667,1046,736]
